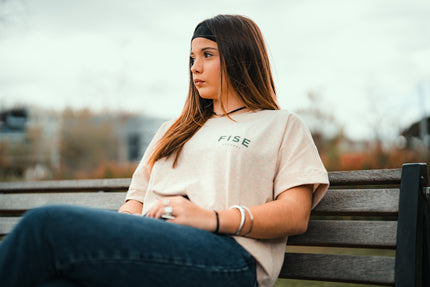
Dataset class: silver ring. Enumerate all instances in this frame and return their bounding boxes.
[163,199,170,206]
[164,206,173,215]
[161,206,175,220]
[161,214,175,220]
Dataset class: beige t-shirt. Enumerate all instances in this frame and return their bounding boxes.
[125,109,329,287]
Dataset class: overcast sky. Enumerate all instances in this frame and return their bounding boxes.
[0,0,429,140]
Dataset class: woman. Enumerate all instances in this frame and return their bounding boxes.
[0,15,328,287]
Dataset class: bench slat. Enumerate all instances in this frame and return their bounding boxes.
[0,192,126,212]
[328,168,401,186]
[0,217,20,236]
[280,253,395,285]
[313,188,399,216]
[0,178,131,193]
[0,168,402,193]
[288,220,397,248]
[1,219,398,249]
[0,188,400,215]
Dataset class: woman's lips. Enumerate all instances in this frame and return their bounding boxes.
[194,79,205,86]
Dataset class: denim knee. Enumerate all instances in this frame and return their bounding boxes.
[16,205,54,232]
[16,205,79,240]
[21,205,65,228]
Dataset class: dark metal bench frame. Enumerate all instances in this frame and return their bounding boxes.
[1,163,429,286]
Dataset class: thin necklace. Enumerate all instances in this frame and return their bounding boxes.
[213,106,247,117]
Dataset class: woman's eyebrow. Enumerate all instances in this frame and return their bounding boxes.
[201,47,218,51]
[191,47,218,55]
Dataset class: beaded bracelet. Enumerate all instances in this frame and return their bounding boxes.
[241,206,254,236]
[230,205,246,235]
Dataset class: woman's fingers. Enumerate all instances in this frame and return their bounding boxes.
[147,196,182,219]
[146,196,214,231]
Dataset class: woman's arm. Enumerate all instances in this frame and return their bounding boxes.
[118,199,143,215]
[219,184,313,239]
[146,184,313,239]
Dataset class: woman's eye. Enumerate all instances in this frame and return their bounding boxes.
[204,52,212,58]
[190,57,195,64]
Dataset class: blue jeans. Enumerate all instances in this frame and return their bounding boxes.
[0,205,257,287]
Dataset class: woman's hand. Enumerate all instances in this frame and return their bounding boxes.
[118,199,143,215]
[146,196,217,232]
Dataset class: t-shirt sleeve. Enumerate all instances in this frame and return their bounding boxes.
[125,120,173,203]
[274,113,329,208]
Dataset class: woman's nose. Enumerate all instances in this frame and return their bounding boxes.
[191,58,202,74]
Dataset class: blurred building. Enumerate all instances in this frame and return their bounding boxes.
[401,116,430,150]
[0,108,28,139]
[0,106,166,180]
[122,115,165,162]
[0,107,60,180]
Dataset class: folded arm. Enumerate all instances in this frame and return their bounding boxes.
[144,184,313,240]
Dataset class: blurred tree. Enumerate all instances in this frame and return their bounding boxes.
[296,91,341,137]
[84,161,138,179]
[295,91,345,170]
[59,108,119,178]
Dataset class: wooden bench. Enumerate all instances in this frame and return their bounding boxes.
[0,163,429,286]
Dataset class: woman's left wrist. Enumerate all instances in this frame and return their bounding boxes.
[213,210,220,233]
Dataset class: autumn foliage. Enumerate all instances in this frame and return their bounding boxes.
[1,105,429,181]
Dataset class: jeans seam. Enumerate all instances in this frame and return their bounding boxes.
[57,253,253,274]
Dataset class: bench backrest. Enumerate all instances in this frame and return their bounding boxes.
[0,164,429,286]
[284,168,401,285]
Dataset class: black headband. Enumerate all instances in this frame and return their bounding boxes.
[192,21,216,42]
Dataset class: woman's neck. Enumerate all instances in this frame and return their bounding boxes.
[213,106,247,117]
[212,95,247,116]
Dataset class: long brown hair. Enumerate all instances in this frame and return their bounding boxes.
[148,15,280,168]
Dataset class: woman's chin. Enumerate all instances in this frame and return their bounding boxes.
[198,93,217,100]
